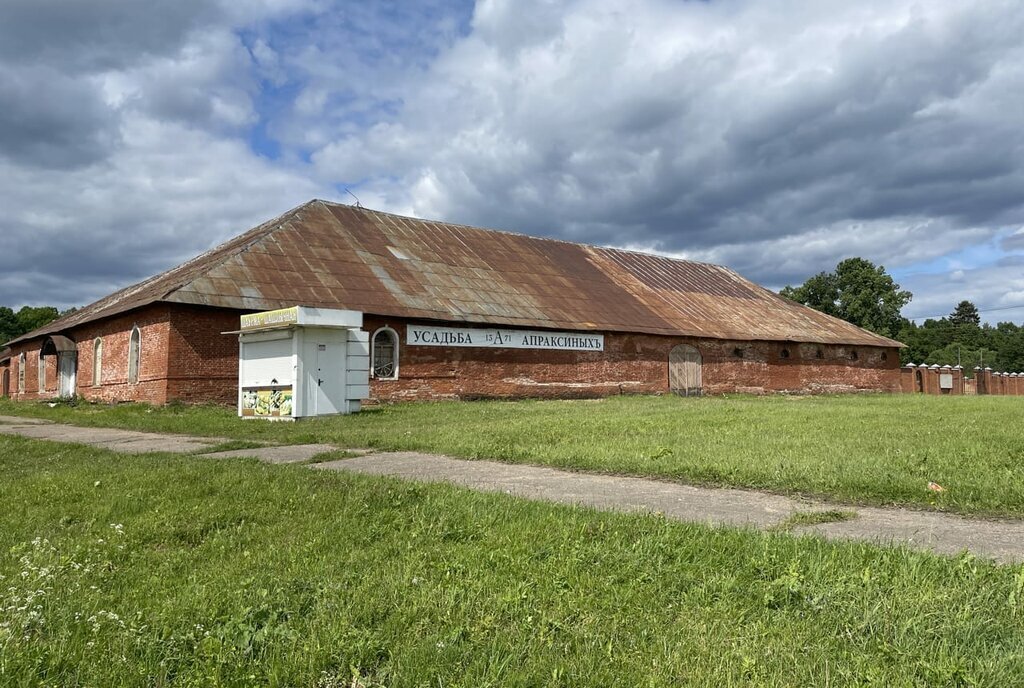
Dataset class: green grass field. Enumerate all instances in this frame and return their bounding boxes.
[2,394,1024,516]
[3,434,1024,686]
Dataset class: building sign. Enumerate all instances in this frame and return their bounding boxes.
[406,325,604,351]
[241,307,299,331]
[241,386,293,417]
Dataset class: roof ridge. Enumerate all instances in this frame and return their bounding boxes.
[314,199,730,272]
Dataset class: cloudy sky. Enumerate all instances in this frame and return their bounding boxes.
[2,0,1023,323]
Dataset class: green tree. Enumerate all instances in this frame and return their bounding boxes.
[0,305,63,345]
[14,306,60,334]
[897,319,951,364]
[990,322,1024,372]
[781,258,912,338]
[0,307,19,344]
[924,343,999,374]
[949,300,981,327]
[779,271,840,317]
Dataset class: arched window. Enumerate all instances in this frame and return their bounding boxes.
[127,327,141,384]
[93,338,103,386]
[18,353,26,393]
[38,351,46,392]
[371,327,399,380]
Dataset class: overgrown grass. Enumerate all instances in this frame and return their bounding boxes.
[2,434,1024,686]
[191,440,267,455]
[302,449,363,464]
[2,394,1024,515]
[770,510,859,532]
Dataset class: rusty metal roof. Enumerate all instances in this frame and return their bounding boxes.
[8,200,902,347]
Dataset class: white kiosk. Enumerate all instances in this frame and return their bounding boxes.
[233,306,370,419]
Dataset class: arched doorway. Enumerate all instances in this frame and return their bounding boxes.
[915,369,924,393]
[1,368,9,398]
[41,335,77,399]
[669,344,702,396]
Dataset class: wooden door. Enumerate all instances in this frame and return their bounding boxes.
[1,369,8,397]
[669,344,702,396]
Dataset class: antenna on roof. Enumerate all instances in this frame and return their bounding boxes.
[344,188,363,209]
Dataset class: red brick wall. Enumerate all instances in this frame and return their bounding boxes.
[8,304,242,406]
[5,308,901,406]
[165,305,240,404]
[365,317,900,401]
[6,343,64,401]
[74,307,171,404]
[6,306,171,404]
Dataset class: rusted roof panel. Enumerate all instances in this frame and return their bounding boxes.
[8,199,902,347]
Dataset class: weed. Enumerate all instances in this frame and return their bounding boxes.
[193,440,267,455]
[771,509,858,532]
[300,449,361,465]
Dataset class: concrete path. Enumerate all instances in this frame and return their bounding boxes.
[0,415,221,454]
[2,415,1024,563]
[0,415,335,462]
[316,453,1024,563]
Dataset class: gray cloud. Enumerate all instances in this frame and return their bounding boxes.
[0,66,119,168]
[1001,229,1024,253]
[0,0,218,72]
[0,119,326,308]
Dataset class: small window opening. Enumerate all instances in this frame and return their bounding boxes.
[372,327,399,380]
[93,338,103,386]
[18,353,26,393]
[815,348,824,359]
[881,352,888,362]
[780,348,790,359]
[850,349,859,361]
[128,327,141,384]
[733,347,744,359]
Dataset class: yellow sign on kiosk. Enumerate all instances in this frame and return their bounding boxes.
[240,307,299,331]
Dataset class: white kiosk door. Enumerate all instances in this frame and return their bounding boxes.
[303,329,347,416]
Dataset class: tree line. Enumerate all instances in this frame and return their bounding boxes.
[0,306,68,346]
[781,258,1024,374]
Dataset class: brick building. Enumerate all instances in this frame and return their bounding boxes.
[1,200,902,405]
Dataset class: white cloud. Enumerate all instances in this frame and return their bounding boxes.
[3,0,1024,322]
[307,0,1024,287]
[902,262,1024,323]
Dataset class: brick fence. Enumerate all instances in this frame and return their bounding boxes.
[900,364,1024,396]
